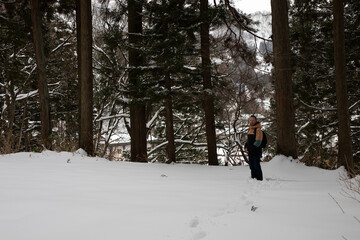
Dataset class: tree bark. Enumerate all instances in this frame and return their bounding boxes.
[16,99,28,152]
[200,0,218,165]
[78,0,94,156]
[76,0,82,148]
[161,10,176,164]
[30,0,52,149]
[333,0,354,173]
[4,82,15,153]
[165,72,176,163]
[271,0,297,159]
[128,0,147,162]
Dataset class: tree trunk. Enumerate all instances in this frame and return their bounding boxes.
[128,0,147,162]
[200,0,218,165]
[271,0,297,159]
[30,0,52,149]
[76,0,82,148]
[78,0,94,156]
[333,0,354,173]
[161,10,176,164]
[165,72,176,163]
[16,99,28,152]
[4,82,15,153]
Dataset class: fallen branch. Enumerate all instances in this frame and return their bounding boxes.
[339,173,360,204]
[354,216,360,224]
[328,193,345,214]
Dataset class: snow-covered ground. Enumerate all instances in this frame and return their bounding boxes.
[1,151,359,240]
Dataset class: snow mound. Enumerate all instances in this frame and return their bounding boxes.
[74,148,88,156]
[264,155,346,182]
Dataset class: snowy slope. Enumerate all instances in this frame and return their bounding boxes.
[251,11,272,39]
[0,151,359,240]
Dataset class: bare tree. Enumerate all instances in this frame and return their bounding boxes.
[30,0,52,149]
[271,0,297,158]
[333,0,354,173]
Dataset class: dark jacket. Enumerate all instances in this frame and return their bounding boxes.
[245,122,263,157]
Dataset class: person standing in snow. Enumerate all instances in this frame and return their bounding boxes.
[245,115,263,181]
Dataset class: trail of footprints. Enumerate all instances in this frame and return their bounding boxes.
[189,216,207,240]
[188,178,284,239]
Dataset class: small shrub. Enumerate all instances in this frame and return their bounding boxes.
[340,173,360,204]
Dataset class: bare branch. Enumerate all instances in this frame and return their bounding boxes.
[298,98,337,111]
[328,193,345,214]
[96,113,130,122]
[147,107,165,129]
[50,36,72,55]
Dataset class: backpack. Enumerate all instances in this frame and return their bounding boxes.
[254,128,267,148]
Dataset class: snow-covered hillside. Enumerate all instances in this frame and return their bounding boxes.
[240,11,272,73]
[251,11,272,39]
[0,151,359,240]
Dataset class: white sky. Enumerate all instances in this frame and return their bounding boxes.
[234,0,271,13]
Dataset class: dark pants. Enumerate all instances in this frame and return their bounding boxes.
[248,154,263,181]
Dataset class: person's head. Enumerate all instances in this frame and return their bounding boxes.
[249,115,257,126]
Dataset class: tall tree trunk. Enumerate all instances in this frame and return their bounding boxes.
[30,0,52,149]
[165,72,176,163]
[200,0,218,165]
[271,0,297,158]
[76,0,82,148]
[78,0,94,156]
[161,9,176,164]
[333,0,354,173]
[128,0,147,162]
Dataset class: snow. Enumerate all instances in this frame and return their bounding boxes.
[0,152,359,240]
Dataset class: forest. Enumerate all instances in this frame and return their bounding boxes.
[0,0,359,173]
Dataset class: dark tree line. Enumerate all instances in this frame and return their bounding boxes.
[289,0,358,172]
[0,0,358,172]
[270,0,356,173]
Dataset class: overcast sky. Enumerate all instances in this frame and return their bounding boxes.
[234,0,271,13]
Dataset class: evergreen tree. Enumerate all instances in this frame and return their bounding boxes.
[333,0,354,172]
[155,0,176,163]
[142,1,265,164]
[142,0,207,163]
[200,0,218,165]
[1,1,32,153]
[271,0,297,159]
[93,1,129,157]
[30,0,52,149]
[128,0,147,162]
[290,0,359,168]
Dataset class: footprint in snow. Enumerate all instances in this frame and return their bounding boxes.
[241,191,249,200]
[189,217,207,240]
[193,231,207,240]
[189,217,199,228]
